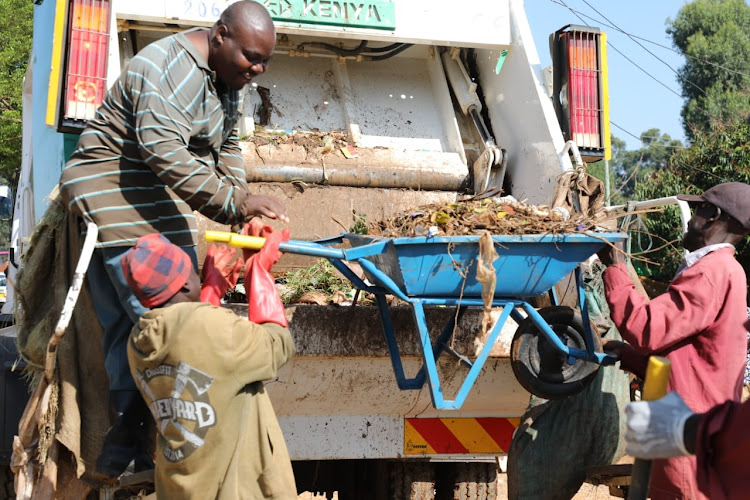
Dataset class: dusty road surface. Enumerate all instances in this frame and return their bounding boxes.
[297,475,621,499]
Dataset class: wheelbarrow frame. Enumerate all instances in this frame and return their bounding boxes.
[277,232,626,410]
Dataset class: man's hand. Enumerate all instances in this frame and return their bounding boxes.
[203,243,242,286]
[603,339,649,378]
[596,241,626,267]
[244,222,290,327]
[243,194,289,224]
[625,392,694,459]
[201,243,242,306]
[603,339,626,359]
[240,218,289,273]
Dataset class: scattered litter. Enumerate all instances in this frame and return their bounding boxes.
[321,136,335,154]
[250,129,350,156]
[340,144,360,159]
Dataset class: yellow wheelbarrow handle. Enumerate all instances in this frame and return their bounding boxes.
[628,355,671,500]
[205,230,266,250]
[642,356,671,402]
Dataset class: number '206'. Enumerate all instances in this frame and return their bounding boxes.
[184,0,223,17]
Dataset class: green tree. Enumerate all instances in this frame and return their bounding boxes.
[587,135,627,204]
[667,0,750,139]
[633,119,750,280]
[588,131,683,205]
[0,0,32,178]
[0,0,33,247]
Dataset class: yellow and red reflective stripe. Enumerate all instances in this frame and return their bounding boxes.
[404,418,520,455]
[475,417,517,450]
[46,0,70,127]
[600,31,611,161]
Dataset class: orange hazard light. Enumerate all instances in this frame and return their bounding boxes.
[63,0,111,122]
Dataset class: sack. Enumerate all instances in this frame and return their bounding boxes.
[507,260,630,499]
[14,200,109,483]
[551,168,605,219]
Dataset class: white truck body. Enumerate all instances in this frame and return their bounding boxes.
[10,0,599,494]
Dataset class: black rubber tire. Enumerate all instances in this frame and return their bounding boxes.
[0,465,14,500]
[438,462,498,500]
[390,461,436,500]
[511,306,602,400]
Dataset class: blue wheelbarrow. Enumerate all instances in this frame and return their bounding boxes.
[207,230,628,410]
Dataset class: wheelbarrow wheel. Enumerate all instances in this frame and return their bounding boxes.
[511,306,601,400]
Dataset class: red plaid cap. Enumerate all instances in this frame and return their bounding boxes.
[121,234,192,308]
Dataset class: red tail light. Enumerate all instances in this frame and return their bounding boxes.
[568,31,599,149]
[551,26,610,162]
[63,0,111,122]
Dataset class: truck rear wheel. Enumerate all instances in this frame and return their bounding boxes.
[435,462,498,500]
[1,465,14,500]
[390,460,435,500]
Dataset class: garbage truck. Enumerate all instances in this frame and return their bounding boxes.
[4,0,612,497]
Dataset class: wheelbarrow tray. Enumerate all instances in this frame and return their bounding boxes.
[343,232,627,299]
[213,230,629,408]
[206,232,627,410]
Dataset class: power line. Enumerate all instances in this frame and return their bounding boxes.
[549,0,730,128]
[609,122,734,184]
[577,0,732,127]
[610,121,684,150]
[609,29,750,81]
[548,0,750,80]
[550,1,686,104]
[580,0,708,99]
[547,0,748,181]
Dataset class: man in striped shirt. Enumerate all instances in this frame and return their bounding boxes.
[59,1,287,479]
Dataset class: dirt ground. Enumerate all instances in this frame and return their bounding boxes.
[297,475,621,499]
[496,474,620,499]
[571,484,621,500]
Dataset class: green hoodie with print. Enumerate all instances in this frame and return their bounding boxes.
[127,302,297,499]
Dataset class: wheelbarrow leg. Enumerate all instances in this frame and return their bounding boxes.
[375,294,423,390]
[575,267,596,360]
[376,300,474,394]
[411,301,444,408]
[413,306,471,376]
[412,301,514,410]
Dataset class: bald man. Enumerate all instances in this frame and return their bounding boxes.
[59,1,288,479]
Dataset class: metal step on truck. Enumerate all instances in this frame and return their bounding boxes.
[3,0,613,498]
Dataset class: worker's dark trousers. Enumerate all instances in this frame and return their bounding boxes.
[87,246,199,391]
[87,245,198,476]
[96,390,155,477]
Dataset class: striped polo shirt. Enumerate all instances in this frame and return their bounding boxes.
[60,28,249,248]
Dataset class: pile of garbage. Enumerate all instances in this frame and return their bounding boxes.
[250,129,351,156]
[368,195,595,238]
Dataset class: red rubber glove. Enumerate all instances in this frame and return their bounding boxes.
[240,218,264,264]
[242,221,289,326]
[201,243,242,306]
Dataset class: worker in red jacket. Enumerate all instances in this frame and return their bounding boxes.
[598,182,750,499]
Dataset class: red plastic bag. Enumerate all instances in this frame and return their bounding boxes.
[242,221,289,326]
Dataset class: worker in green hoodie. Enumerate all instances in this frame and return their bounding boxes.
[121,224,296,499]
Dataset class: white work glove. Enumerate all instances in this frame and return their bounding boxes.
[625,392,693,459]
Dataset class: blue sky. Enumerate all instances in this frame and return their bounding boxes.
[524,0,690,150]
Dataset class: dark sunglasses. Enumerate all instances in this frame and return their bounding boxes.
[691,202,721,218]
